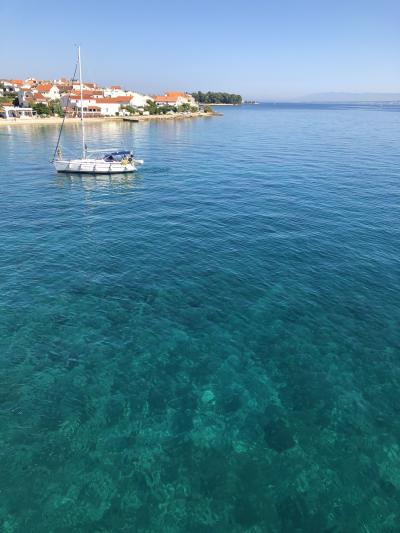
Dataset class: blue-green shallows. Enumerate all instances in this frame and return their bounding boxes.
[0,104,399,531]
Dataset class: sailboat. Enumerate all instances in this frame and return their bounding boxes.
[52,47,143,174]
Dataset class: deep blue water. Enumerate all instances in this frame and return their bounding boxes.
[0,104,399,532]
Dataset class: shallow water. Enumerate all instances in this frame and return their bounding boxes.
[0,104,399,532]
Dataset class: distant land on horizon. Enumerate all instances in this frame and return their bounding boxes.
[291,92,400,103]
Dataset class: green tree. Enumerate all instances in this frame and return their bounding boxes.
[48,99,64,117]
[32,103,50,116]
[121,105,137,115]
[144,99,159,115]
[0,96,14,105]
[178,103,191,113]
[158,105,177,114]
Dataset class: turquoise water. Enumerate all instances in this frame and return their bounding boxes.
[0,104,399,532]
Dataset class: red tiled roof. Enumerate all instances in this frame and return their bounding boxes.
[27,93,47,102]
[153,92,191,103]
[71,81,95,87]
[56,83,72,90]
[153,95,178,103]
[9,79,23,85]
[110,85,121,90]
[165,91,188,98]
[96,96,131,103]
[36,83,55,92]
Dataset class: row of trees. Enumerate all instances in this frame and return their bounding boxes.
[143,100,198,115]
[123,102,214,115]
[1,94,212,118]
[30,100,64,117]
[192,91,242,104]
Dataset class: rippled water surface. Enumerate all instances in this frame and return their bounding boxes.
[0,104,399,532]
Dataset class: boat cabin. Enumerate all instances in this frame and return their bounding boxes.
[103,151,133,163]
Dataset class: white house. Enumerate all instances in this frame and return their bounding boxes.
[20,83,33,91]
[93,98,122,116]
[1,80,23,93]
[62,90,103,103]
[60,91,104,110]
[0,105,35,119]
[126,92,153,108]
[19,90,49,107]
[61,94,133,116]
[153,92,198,108]
[103,85,130,98]
[18,84,60,107]
[61,94,97,110]
[72,81,97,91]
[34,83,60,100]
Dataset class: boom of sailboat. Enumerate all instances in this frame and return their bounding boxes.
[52,46,143,174]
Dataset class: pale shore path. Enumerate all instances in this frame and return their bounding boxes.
[0,112,220,127]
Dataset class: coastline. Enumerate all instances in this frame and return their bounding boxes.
[123,111,221,122]
[0,111,220,127]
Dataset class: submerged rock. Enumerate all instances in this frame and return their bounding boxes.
[222,391,241,414]
[201,390,216,405]
[263,419,295,453]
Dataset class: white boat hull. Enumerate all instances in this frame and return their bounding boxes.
[54,158,139,174]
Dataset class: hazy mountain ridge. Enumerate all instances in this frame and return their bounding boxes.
[296,92,400,103]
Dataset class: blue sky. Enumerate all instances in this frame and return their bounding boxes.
[1,0,399,99]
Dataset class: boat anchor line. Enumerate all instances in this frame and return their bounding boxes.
[52,46,143,175]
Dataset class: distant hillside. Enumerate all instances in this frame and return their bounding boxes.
[297,92,400,103]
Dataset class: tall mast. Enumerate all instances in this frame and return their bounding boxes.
[78,46,86,159]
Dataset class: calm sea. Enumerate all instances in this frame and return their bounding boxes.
[0,104,399,532]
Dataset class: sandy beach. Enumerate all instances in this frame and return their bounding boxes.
[0,111,220,127]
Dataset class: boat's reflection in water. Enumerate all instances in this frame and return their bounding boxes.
[55,171,142,191]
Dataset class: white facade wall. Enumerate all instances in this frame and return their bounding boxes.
[1,106,34,119]
[61,95,96,108]
[95,102,121,116]
[22,86,60,104]
[72,99,121,116]
[72,82,95,91]
[39,85,60,100]
[128,93,152,108]
[153,94,198,108]
[176,95,198,107]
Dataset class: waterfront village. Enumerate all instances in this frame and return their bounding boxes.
[0,77,219,121]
